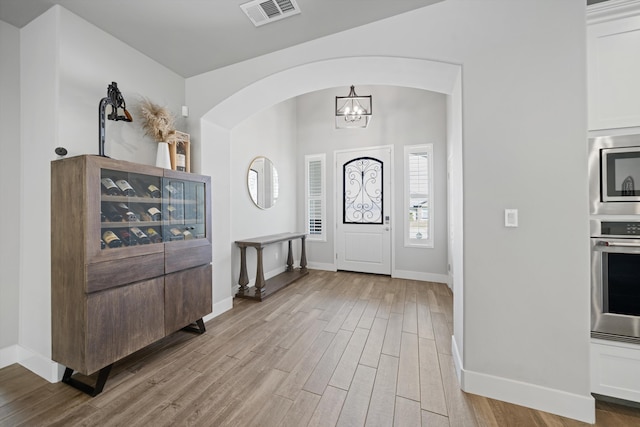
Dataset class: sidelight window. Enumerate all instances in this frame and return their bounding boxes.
[405,144,434,247]
[305,154,326,241]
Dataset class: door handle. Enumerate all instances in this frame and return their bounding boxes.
[385,227,390,231]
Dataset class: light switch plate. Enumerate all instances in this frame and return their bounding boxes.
[505,209,518,227]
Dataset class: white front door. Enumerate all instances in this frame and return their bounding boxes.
[336,147,391,275]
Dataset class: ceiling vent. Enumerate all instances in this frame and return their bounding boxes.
[240,0,301,27]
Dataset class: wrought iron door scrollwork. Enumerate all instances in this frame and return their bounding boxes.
[343,156,383,224]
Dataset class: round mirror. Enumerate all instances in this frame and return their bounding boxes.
[247,156,279,209]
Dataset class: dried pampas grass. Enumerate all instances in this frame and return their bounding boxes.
[138,97,175,142]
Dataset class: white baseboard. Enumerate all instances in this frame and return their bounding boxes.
[460,365,595,423]
[392,269,448,284]
[452,335,463,383]
[0,344,19,369]
[2,345,64,383]
[204,296,234,323]
[2,345,62,382]
[307,262,337,272]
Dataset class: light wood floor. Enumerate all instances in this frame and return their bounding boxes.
[2,270,640,426]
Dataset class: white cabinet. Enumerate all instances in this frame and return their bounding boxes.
[591,339,640,402]
[588,2,640,130]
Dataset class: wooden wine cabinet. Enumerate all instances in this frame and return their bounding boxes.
[51,155,212,395]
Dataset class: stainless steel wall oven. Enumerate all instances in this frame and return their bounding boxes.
[591,219,640,343]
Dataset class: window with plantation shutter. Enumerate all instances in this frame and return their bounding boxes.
[306,154,326,241]
[404,144,434,247]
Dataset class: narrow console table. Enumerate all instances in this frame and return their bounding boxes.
[235,232,308,301]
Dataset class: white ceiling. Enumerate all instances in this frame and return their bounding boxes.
[0,0,443,78]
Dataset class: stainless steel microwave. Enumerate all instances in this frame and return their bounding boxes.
[589,134,640,215]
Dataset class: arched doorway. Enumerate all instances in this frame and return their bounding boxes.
[197,56,465,378]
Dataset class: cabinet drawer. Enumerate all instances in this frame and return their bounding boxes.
[85,277,165,374]
[165,264,212,334]
[165,242,212,274]
[86,253,164,293]
[591,339,640,403]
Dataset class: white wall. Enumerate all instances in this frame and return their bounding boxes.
[16,5,186,380]
[187,0,592,422]
[0,20,21,360]
[57,10,186,161]
[19,8,59,379]
[230,99,298,286]
[295,86,448,281]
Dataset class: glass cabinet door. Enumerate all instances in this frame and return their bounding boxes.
[100,169,164,249]
[100,169,207,250]
[162,177,207,242]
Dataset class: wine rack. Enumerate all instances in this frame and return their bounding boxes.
[99,168,207,249]
[51,155,212,396]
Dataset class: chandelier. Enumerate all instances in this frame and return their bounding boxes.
[335,85,372,129]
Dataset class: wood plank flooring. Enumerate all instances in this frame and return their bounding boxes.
[2,270,640,426]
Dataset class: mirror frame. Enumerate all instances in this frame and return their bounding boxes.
[247,156,279,210]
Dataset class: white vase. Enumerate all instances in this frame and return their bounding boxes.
[155,142,172,169]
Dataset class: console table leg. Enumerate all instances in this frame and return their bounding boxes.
[255,247,266,298]
[286,240,294,272]
[238,246,249,297]
[300,236,308,273]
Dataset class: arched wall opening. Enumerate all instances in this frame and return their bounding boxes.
[198,56,465,376]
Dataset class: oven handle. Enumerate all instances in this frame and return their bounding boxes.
[597,241,640,248]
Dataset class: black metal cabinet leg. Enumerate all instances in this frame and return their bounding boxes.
[62,364,113,397]
[181,317,206,334]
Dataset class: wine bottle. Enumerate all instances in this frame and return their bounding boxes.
[102,203,123,222]
[116,229,137,246]
[166,205,183,220]
[146,183,161,198]
[115,179,136,197]
[130,227,151,244]
[101,178,121,195]
[133,178,161,198]
[176,142,186,172]
[130,227,148,243]
[147,206,162,221]
[146,227,163,243]
[183,229,194,240]
[169,227,185,241]
[114,202,138,221]
[135,207,149,221]
[100,211,106,222]
[164,183,181,198]
[102,230,122,248]
[101,239,106,250]
[164,184,178,197]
